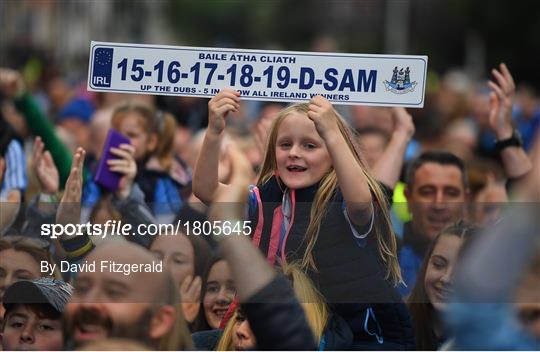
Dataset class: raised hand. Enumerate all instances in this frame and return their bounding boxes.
[488,63,515,140]
[207,88,240,136]
[485,63,532,179]
[56,147,85,229]
[391,107,415,139]
[180,275,202,323]
[307,95,340,140]
[208,144,253,222]
[106,143,137,199]
[32,137,60,195]
[370,107,415,188]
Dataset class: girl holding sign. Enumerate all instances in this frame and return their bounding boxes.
[193,89,414,349]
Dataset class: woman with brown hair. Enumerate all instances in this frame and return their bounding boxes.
[407,220,478,350]
[193,255,235,332]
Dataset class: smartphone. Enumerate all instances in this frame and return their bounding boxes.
[94,129,131,192]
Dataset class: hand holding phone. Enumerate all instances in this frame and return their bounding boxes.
[107,144,137,199]
[94,129,131,192]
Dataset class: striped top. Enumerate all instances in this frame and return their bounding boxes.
[1,139,27,199]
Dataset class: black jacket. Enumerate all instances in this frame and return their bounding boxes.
[242,275,317,350]
[250,177,415,349]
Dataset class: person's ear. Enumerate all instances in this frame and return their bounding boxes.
[148,305,176,340]
[147,133,159,153]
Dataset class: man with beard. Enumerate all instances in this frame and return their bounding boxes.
[64,241,192,350]
[52,147,191,350]
[399,150,469,296]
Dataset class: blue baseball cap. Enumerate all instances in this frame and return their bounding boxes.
[59,98,95,123]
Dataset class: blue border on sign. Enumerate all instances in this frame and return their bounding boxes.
[89,43,427,106]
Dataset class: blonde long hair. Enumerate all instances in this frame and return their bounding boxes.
[215,262,329,350]
[258,103,402,285]
[215,310,238,351]
[283,262,329,344]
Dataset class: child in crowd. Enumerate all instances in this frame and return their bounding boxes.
[407,220,478,350]
[111,102,185,223]
[1,278,71,351]
[215,308,255,351]
[150,230,212,327]
[193,89,414,348]
[217,262,333,350]
[193,255,235,332]
[83,101,185,224]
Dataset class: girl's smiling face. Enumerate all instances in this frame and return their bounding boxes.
[203,260,235,329]
[424,234,463,311]
[275,112,332,190]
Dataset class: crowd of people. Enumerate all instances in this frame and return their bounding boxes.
[0,59,538,351]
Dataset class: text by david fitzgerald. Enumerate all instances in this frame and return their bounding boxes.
[41,260,163,276]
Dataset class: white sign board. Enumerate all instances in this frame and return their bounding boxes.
[88,41,428,107]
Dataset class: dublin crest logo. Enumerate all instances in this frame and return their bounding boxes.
[384,66,417,94]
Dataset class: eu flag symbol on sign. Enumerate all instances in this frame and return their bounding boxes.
[92,47,113,87]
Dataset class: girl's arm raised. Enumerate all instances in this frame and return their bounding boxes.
[192,89,240,204]
[208,145,317,350]
[308,96,373,226]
